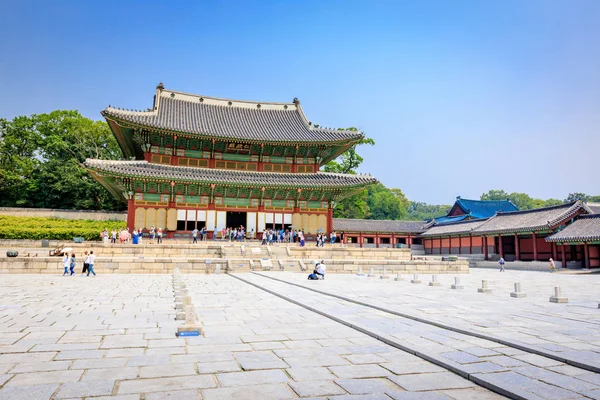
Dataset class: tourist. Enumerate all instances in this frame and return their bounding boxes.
[119,229,127,244]
[221,227,227,240]
[201,226,207,241]
[157,227,163,244]
[138,228,143,244]
[81,251,89,276]
[549,258,556,273]
[132,229,139,245]
[316,233,321,247]
[111,229,117,244]
[213,226,218,241]
[192,228,199,244]
[340,232,345,245]
[62,252,70,276]
[69,253,76,276]
[250,228,255,241]
[261,230,267,245]
[87,251,96,276]
[498,257,505,272]
[149,226,155,244]
[316,260,326,279]
[102,229,109,245]
[299,230,305,247]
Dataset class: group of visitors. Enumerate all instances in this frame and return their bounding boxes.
[260,229,310,246]
[62,250,96,277]
[498,257,558,273]
[219,226,249,242]
[103,227,164,245]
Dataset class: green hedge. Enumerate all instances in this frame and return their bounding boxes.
[0,216,125,241]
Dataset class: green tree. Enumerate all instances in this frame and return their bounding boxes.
[480,189,510,201]
[565,193,590,202]
[366,184,409,220]
[0,111,125,211]
[407,202,451,221]
[323,128,375,174]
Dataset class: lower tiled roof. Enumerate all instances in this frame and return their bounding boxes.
[333,219,426,234]
[473,201,584,235]
[584,203,600,215]
[545,215,600,243]
[85,159,377,188]
[420,219,488,237]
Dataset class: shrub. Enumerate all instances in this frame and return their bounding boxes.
[0,216,125,241]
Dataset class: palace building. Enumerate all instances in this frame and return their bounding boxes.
[86,83,377,238]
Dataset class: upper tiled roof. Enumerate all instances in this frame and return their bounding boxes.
[333,219,426,234]
[452,197,519,219]
[431,214,469,224]
[420,219,488,237]
[85,159,376,188]
[102,85,364,144]
[584,202,600,215]
[472,201,585,235]
[545,215,600,243]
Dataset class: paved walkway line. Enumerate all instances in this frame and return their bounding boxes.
[231,274,551,400]
[252,271,600,374]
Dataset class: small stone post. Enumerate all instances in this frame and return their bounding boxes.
[549,286,568,303]
[411,273,421,284]
[451,277,464,289]
[510,282,526,298]
[429,275,441,286]
[215,264,221,275]
[357,266,364,276]
[478,280,492,293]
[368,268,376,277]
[380,266,390,279]
[394,271,403,281]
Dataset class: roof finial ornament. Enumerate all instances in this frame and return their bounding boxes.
[156,82,165,90]
[293,97,300,106]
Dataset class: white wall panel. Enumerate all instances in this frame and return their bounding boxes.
[275,213,283,224]
[216,211,226,230]
[284,214,292,224]
[247,212,256,233]
[266,213,273,224]
[197,210,207,221]
[177,209,186,220]
[206,210,215,230]
[258,212,266,232]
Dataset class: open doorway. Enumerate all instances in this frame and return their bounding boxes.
[226,211,247,229]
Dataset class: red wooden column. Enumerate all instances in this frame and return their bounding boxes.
[126,198,135,233]
[438,237,443,255]
[375,233,379,249]
[358,233,363,248]
[584,243,590,269]
[532,232,538,261]
[499,235,504,259]
[561,244,566,268]
[326,208,333,236]
[514,234,520,261]
[552,242,558,261]
[469,234,473,254]
[407,234,411,248]
[484,236,489,260]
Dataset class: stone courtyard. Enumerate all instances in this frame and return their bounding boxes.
[1,269,599,400]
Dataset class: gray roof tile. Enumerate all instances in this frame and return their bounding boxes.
[85,159,376,188]
[546,215,600,242]
[472,201,585,235]
[102,88,363,143]
[333,219,426,234]
[420,219,488,236]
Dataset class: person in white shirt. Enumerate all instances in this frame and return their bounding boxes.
[62,253,70,276]
[87,251,97,276]
[315,260,326,279]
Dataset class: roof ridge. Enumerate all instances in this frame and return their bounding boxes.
[160,87,297,107]
[495,201,577,216]
[435,218,489,227]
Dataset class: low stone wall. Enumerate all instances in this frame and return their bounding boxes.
[290,247,411,261]
[0,207,126,221]
[0,256,468,275]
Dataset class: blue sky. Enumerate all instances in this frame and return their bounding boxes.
[1,1,599,204]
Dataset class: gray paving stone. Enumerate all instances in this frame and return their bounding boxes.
[482,355,527,368]
[513,353,564,367]
[139,363,197,378]
[287,366,337,382]
[4,370,83,386]
[9,361,72,373]
[335,378,402,394]
[71,357,128,369]
[511,365,598,393]
[233,351,289,370]
[54,349,105,360]
[577,373,600,386]
[460,362,509,374]
[127,355,171,367]
[201,383,296,400]
[344,354,387,364]
[387,392,452,400]
[0,383,59,400]
[329,364,392,379]
[441,387,507,400]
[284,355,350,368]
[472,371,578,400]
[55,379,115,399]
[381,360,445,375]
[461,347,500,357]
[217,369,289,387]
[196,360,241,374]
[85,395,139,400]
[440,351,481,364]
[0,352,57,364]
[118,375,216,394]
[172,352,234,364]
[80,366,139,381]
[0,375,12,386]
[580,389,600,400]
[289,380,347,397]
[145,390,201,399]
[389,372,476,391]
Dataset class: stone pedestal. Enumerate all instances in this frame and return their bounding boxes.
[367,268,377,278]
[451,277,464,290]
[478,280,492,293]
[510,282,526,298]
[549,286,568,303]
[429,275,441,287]
[410,274,421,284]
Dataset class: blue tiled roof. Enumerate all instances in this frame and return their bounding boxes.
[454,198,518,219]
[433,215,469,224]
